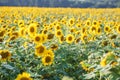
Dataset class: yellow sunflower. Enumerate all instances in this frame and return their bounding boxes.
[44,49,54,58]
[66,34,75,44]
[104,26,111,34]
[15,72,33,80]
[0,50,11,61]
[34,34,42,44]
[68,18,75,26]
[28,23,37,37]
[55,30,63,38]
[19,27,26,37]
[116,25,120,34]
[35,44,46,57]
[42,54,54,66]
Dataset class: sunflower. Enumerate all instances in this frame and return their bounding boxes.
[80,34,87,44]
[96,27,102,35]
[42,54,54,66]
[76,23,82,28]
[68,18,75,26]
[44,49,54,58]
[34,34,42,44]
[74,37,81,44]
[19,27,26,37]
[100,58,106,67]
[66,34,75,44]
[50,44,58,51]
[8,35,18,41]
[42,29,48,34]
[0,37,3,42]
[35,44,46,57]
[18,20,24,27]
[15,72,33,80]
[59,35,65,44]
[81,27,87,34]
[116,25,120,34]
[55,24,61,30]
[70,28,76,33]
[28,23,37,37]
[104,26,111,34]
[89,26,97,34]
[0,50,11,61]
[55,30,63,38]
[0,29,6,38]
[92,21,98,26]
[41,34,47,43]
[85,20,91,26]
[47,33,54,40]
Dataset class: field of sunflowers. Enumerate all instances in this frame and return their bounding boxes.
[0,7,120,80]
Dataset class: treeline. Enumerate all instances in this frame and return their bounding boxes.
[0,0,120,8]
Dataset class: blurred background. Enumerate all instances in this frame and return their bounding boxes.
[0,0,120,8]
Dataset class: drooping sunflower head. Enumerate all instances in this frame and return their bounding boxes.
[96,27,102,35]
[59,35,65,44]
[18,20,24,27]
[0,29,6,38]
[50,44,58,51]
[47,33,54,40]
[15,72,32,80]
[41,34,47,43]
[66,34,75,44]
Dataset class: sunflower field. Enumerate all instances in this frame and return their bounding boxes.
[0,7,120,80]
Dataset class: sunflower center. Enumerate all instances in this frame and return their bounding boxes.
[94,22,97,25]
[87,22,90,25]
[70,20,73,24]
[82,28,85,33]
[0,31,4,37]
[68,36,72,41]
[105,27,109,31]
[38,46,44,53]
[60,36,64,41]
[92,27,96,31]
[57,31,61,35]
[47,34,54,39]
[98,28,101,33]
[30,27,34,32]
[0,51,9,59]
[20,77,29,80]
[45,56,51,63]
[35,36,40,41]
[118,27,120,31]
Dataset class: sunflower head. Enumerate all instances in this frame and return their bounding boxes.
[35,44,46,57]
[15,72,32,80]
[42,54,54,66]
[66,34,75,44]
[50,44,58,51]
[28,23,37,37]
[0,50,11,61]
